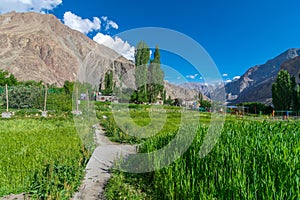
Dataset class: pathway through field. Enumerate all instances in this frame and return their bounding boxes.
[73,125,136,200]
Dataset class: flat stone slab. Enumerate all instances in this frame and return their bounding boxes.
[2,112,11,118]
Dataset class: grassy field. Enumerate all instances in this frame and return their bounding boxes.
[98,104,300,199]
[1,102,299,199]
[0,117,90,199]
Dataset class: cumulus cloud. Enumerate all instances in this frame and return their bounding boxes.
[0,0,62,14]
[186,74,199,79]
[63,11,101,34]
[222,73,228,77]
[93,33,135,61]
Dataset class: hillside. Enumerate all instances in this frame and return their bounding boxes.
[0,11,200,101]
[223,48,300,105]
[0,11,135,88]
[281,56,300,82]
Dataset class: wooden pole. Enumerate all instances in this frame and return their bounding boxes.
[5,84,8,112]
[44,85,48,111]
[86,89,89,109]
[76,87,79,111]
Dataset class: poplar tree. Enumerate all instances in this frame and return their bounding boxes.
[134,41,150,102]
[148,45,164,103]
[272,70,292,110]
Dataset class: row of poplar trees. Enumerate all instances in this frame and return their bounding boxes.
[133,41,165,103]
[272,69,300,112]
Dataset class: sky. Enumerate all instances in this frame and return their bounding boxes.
[0,0,300,84]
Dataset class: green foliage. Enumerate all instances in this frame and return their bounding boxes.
[148,45,164,103]
[272,70,292,110]
[145,120,300,199]
[63,81,74,95]
[134,41,150,67]
[102,70,114,95]
[237,102,273,115]
[47,92,72,112]
[199,100,211,110]
[0,70,18,86]
[134,41,149,103]
[0,118,89,199]
[133,42,165,103]
[164,95,172,105]
[1,86,44,109]
[104,107,300,199]
[291,76,300,113]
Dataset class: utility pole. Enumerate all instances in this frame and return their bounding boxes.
[5,84,8,112]
[44,85,47,111]
[42,85,48,117]
[2,84,11,118]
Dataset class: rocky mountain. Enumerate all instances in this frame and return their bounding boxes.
[165,81,210,101]
[180,82,213,97]
[281,56,300,82]
[224,48,300,105]
[0,11,135,88]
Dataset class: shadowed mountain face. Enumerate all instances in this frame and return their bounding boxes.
[0,11,135,88]
[224,48,300,105]
[281,56,300,82]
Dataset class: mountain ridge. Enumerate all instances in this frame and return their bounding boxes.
[224,48,300,105]
[0,11,135,88]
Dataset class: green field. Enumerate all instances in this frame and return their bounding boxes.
[98,104,300,199]
[0,117,90,199]
[1,103,300,199]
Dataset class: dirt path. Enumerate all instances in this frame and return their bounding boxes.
[72,125,136,200]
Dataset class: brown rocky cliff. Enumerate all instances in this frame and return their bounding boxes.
[0,11,135,88]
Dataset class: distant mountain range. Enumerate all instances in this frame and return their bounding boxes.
[1,12,300,104]
[181,48,300,105]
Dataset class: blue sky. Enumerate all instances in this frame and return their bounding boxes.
[1,0,300,84]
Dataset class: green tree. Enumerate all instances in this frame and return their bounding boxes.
[291,77,299,112]
[0,70,18,86]
[134,41,150,102]
[1,85,44,109]
[102,70,114,95]
[200,100,212,110]
[63,81,74,95]
[272,70,292,110]
[148,45,164,103]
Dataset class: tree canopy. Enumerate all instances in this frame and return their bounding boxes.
[272,69,292,111]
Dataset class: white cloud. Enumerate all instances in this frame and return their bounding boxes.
[233,76,241,80]
[186,74,199,79]
[225,79,232,83]
[63,11,101,34]
[93,33,135,61]
[101,16,118,31]
[106,20,118,30]
[222,73,228,77]
[0,0,62,14]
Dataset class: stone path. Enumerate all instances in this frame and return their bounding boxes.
[72,125,136,200]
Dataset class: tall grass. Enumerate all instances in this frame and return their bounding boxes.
[101,103,300,199]
[141,120,300,199]
[0,118,90,199]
